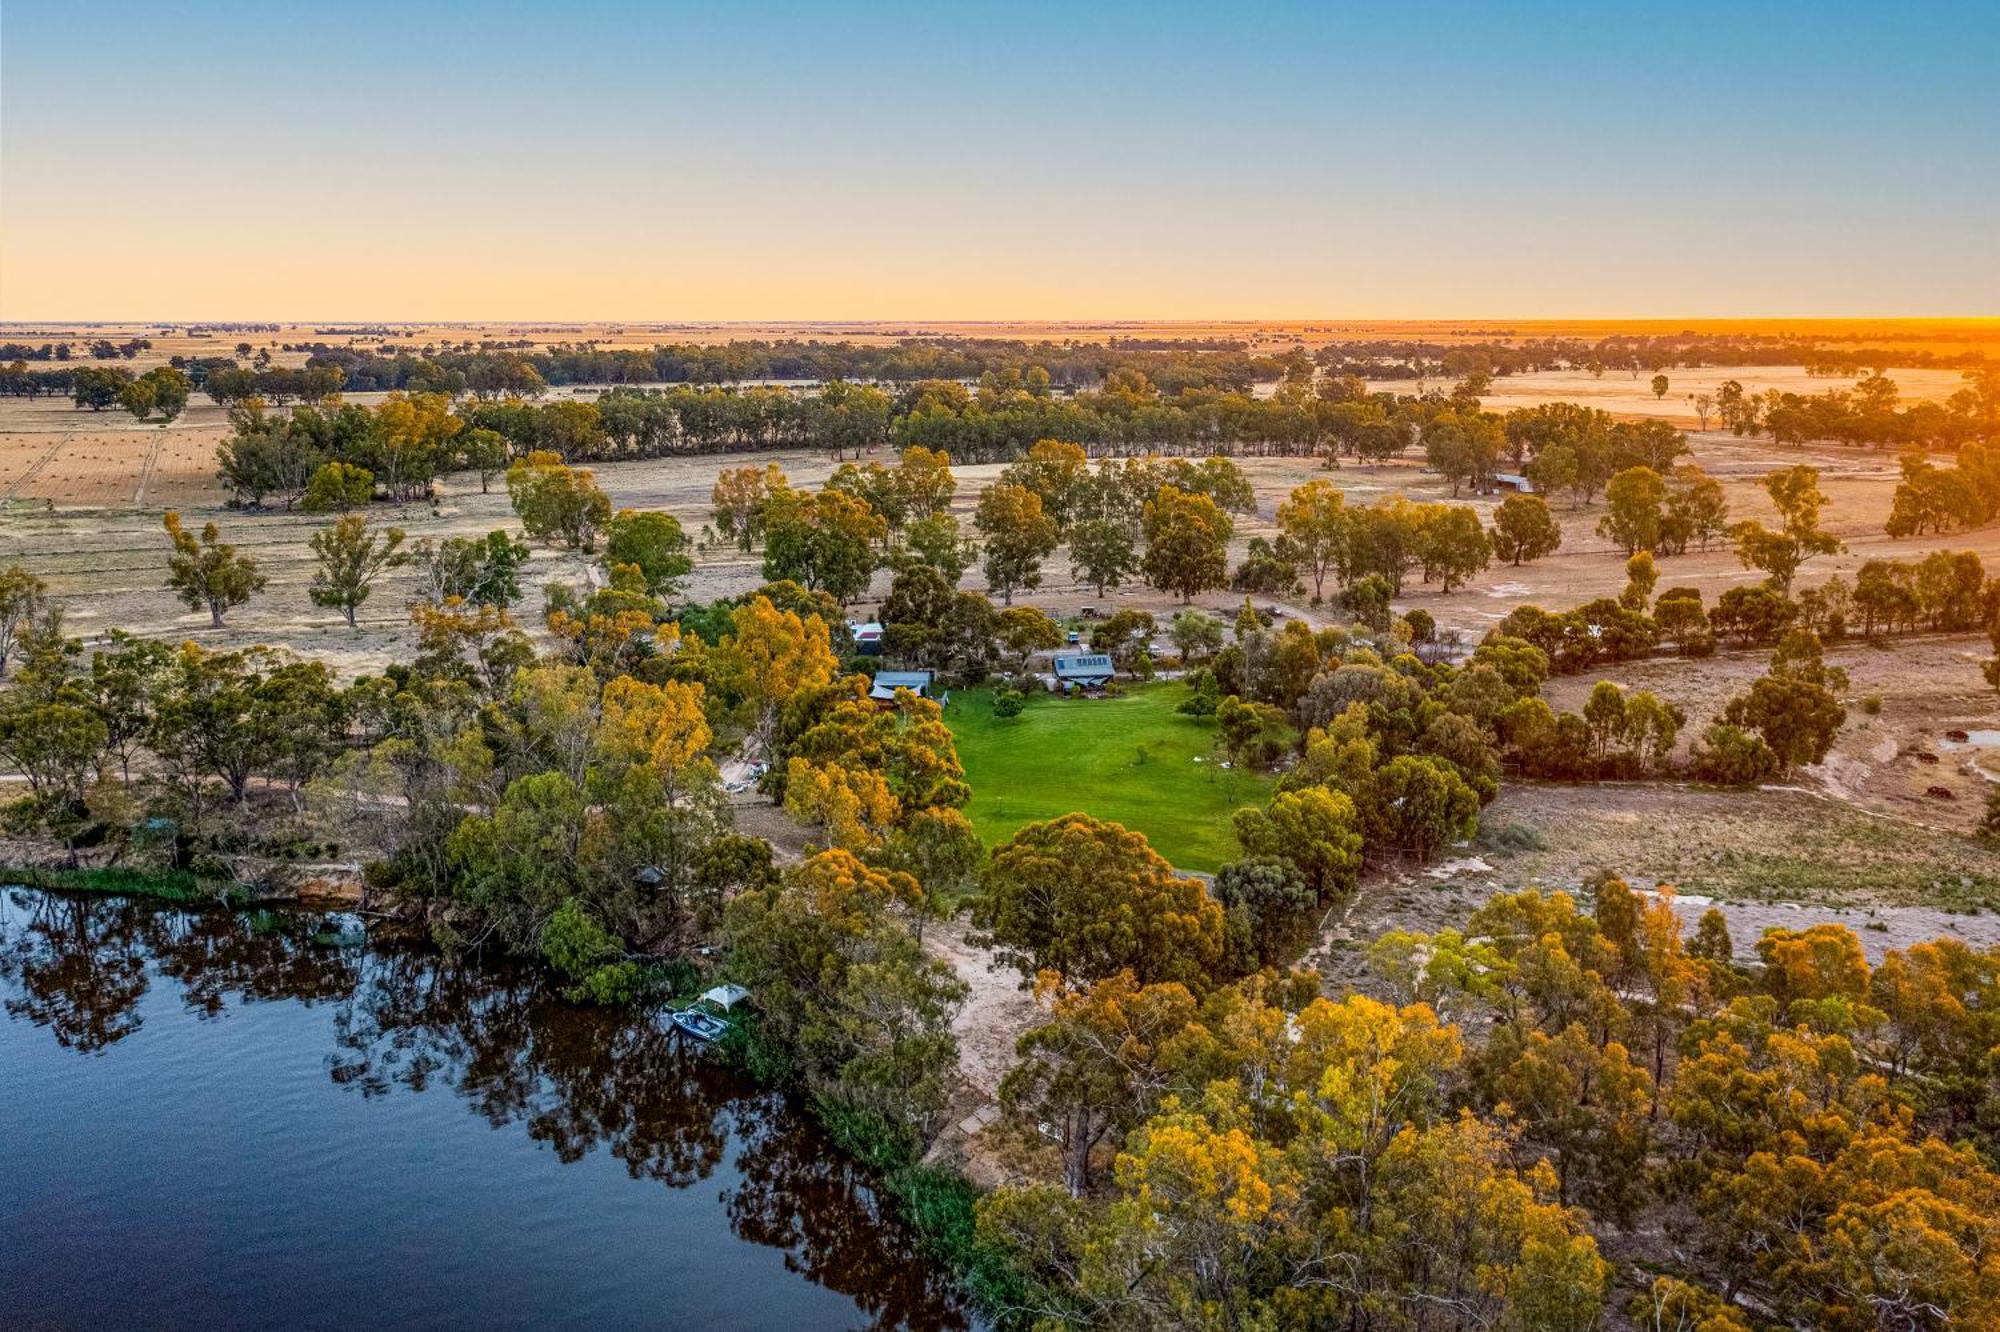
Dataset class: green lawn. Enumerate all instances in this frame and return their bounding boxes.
[943,681,1274,872]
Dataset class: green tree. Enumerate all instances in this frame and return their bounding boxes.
[975,813,1225,990]
[1231,784,1364,900]
[1168,608,1224,663]
[603,509,691,596]
[1599,466,1668,554]
[0,565,49,678]
[308,514,408,628]
[903,512,977,585]
[162,511,265,627]
[300,460,376,513]
[1490,492,1563,566]
[408,530,531,609]
[507,450,613,552]
[1420,504,1492,592]
[975,483,1059,606]
[1000,440,1092,531]
[711,463,785,552]
[1275,479,1350,600]
[879,564,958,669]
[456,426,510,494]
[725,850,966,1165]
[1732,464,1842,593]
[1722,669,1846,773]
[0,699,108,808]
[1622,550,1659,609]
[71,365,133,411]
[996,605,1064,674]
[120,366,191,422]
[1067,518,1137,598]
[1212,855,1316,969]
[1141,485,1232,603]
[1423,411,1503,496]
[762,487,886,605]
[1358,754,1479,861]
[1664,463,1731,553]
[893,445,957,521]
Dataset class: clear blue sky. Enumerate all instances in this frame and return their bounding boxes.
[3,0,1996,319]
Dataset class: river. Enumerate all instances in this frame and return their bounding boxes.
[0,889,971,1331]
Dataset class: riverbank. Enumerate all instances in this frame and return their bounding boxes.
[0,864,244,904]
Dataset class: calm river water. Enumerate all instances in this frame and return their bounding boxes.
[0,889,970,1331]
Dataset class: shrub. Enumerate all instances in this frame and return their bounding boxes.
[1480,821,1546,853]
[1689,722,1779,786]
[884,1165,1032,1316]
[1176,669,1220,717]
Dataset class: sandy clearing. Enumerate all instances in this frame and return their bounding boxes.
[926,918,1037,1101]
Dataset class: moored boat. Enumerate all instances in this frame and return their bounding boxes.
[669,1008,729,1042]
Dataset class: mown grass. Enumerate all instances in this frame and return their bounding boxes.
[944,682,1274,872]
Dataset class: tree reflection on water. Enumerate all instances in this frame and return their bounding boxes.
[0,888,969,1332]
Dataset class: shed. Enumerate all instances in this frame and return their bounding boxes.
[1493,472,1535,494]
[849,621,885,655]
[869,669,935,702]
[1052,652,1116,690]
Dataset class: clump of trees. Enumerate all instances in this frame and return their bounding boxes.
[118,367,192,423]
[1713,368,2000,451]
[1271,480,1492,602]
[1886,441,2000,537]
[970,865,2000,1330]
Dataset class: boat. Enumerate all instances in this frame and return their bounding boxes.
[669,1007,729,1042]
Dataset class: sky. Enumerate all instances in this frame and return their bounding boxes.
[3,0,1997,321]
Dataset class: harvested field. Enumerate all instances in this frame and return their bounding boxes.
[1440,363,1972,427]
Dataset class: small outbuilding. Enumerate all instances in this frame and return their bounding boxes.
[849,621,885,656]
[869,669,935,703]
[1052,652,1116,691]
[700,983,753,1012]
[1493,472,1535,494]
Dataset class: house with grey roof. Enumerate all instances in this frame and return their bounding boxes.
[869,669,934,703]
[1051,652,1115,691]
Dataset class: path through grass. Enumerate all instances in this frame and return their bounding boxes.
[944,682,1273,872]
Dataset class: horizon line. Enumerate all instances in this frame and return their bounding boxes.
[4,314,1998,328]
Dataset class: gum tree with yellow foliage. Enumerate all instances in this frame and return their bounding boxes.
[712,594,838,758]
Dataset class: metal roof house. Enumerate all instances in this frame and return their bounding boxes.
[1051,652,1116,690]
[869,669,934,702]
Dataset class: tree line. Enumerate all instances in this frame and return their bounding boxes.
[1702,370,1999,451]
